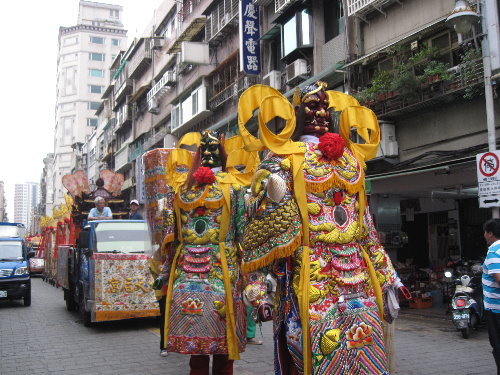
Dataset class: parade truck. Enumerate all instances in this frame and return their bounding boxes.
[42,169,159,326]
[26,235,44,275]
[0,222,34,306]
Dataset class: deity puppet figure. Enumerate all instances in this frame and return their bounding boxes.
[155,131,259,375]
[239,83,408,375]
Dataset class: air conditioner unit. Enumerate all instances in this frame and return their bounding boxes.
[376,122,398,157]
[148,98,160,114]
[150,37,164,50]
[164,70,176,86]
[286,59,308,85]
[263,70,282,90]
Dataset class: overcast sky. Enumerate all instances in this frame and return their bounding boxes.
[0,0,163,220]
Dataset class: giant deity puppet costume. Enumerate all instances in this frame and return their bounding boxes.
[156,131,259,375]
[238,83,409,375]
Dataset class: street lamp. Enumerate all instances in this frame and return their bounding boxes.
[446,0,499,217]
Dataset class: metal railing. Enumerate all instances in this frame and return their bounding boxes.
[206,0,239,41]
[209,75,258,110]
[128,39,153,79]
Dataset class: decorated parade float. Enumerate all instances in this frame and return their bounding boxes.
[39,169,159,325]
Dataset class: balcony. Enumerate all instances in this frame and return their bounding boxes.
[113,77,132,105]
[209,75,259,110]
[362,58,484,120]
[128,39,153,79]
[167,17,206,54]
[115,103,132,131]
[128,141,145,163]
[206,0,239,43]
[347,0,401,19]
[114,144,131,172]
[143,127,167,151]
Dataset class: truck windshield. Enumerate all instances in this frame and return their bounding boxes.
[94,222,152,253]
[0,225,26,238]
[0,241,23,260]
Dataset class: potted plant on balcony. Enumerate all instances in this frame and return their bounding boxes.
[422,60,453,84]
[460,46,483,99]
[371,70,393,101]
[390,63,420,104]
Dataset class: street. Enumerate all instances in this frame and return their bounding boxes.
[0,278,496,375]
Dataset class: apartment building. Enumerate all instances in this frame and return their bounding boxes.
[0,181,7,222]
[344,0,500,267]
[50,1,127,211]
[88,0,344,202]
[14,183,40,229]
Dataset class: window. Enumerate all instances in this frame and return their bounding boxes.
[62,66,78,96]
[62,53,77,62]
[110,9,119,18]
[90,36,105,44]
[111,39,120,46]
[64,36,78,46]
[89,68,104,77]
[324,0,344,42]
[89,85,103,94]
[88,101,101,110]
[87,118,98,127]
[282,9,313,58]
[61,103,75,112]
[89,53,105,61]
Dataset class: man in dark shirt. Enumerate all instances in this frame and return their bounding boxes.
[128,200,144,220]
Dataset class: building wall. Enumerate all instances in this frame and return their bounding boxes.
[51,1,127,208]
[0,181,6,222]
[14,183,40,228]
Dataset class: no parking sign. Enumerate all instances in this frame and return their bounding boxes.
[477,151,500,207]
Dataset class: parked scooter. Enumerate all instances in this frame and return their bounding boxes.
[447,264,484,339]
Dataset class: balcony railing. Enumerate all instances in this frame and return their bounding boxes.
[143,127,167,151]
[365,58,484,119]
[128,39,152,79]
[347,0,399,17]
[209,75,259,110]
[114,144,131,172]
[128,142,145,162]
[206,0,239,42]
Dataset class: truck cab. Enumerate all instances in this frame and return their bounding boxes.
[58,219,159,325]
[0,223,34,306]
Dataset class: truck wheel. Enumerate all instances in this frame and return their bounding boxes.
[24,288,31,307]
[80,298,92,327]
[64,290,77,311]
[461,327,470,339]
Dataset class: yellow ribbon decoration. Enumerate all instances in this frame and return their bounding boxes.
[165,148,193,193]
[326,90,360,112]
[256,94,312,375]
[361,247,384,320]
[339,105,381,162]
[178,132,201,148]
[237,85,283,152]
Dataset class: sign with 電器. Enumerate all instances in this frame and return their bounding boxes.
[476,151,500,208]
[239,0,261,75]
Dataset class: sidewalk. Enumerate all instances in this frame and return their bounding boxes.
[399,304,450,321]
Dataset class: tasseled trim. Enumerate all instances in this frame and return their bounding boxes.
[304,168,365,195]
[241,231,302,273]
[160,233,175,256]
[175,188,209,210]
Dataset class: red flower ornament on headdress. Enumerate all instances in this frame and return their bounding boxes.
[193,167,216,185]
[318,133,345,161]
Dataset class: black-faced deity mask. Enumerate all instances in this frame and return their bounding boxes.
[199,131,221,168]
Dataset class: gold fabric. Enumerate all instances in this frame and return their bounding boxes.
[165,149,192,193]
[178,132,201,148]
[326,90,360,112]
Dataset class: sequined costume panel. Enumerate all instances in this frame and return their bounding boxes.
[166,175,246,355]
[242,143,394,375]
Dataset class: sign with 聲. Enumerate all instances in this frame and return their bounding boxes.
[239,0,261,75]
[476,151,500,208]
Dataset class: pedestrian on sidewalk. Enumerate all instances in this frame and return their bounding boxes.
[483,218,500,374]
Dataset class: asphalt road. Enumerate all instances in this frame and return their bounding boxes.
[0,278,496,374]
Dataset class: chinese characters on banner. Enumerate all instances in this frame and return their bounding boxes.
[239,0,261,75]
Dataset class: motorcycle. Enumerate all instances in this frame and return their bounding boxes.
[447,264,484,339]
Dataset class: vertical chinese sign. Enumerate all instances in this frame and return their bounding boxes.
[239,0,261,75]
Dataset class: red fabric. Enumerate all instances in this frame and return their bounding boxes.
[318,132,345,161]
[189,354,233,375]
[193,167,216,185]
